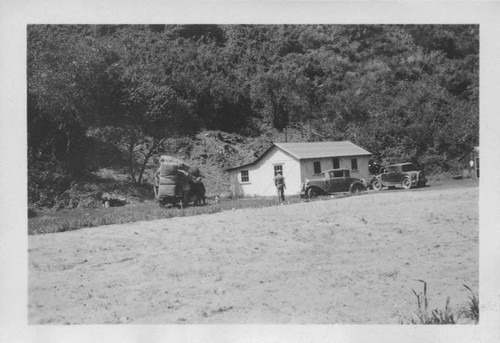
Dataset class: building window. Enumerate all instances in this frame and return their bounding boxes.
[351,158,358,171]
[274,164,283,176]
[241,170,249,182]
[313,161,322,174]
[333,157,340,169]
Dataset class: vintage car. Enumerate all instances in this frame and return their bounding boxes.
[371,163,427,191]
[300,169,367,198]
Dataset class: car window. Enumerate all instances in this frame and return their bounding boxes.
[332,170,344,178]
[388,166,398,173]
[401,164,416,172]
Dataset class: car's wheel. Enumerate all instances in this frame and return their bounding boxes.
[372,180,382,191]
[307,187,320,198]
[402,177,412,190]
[351,184,363,194]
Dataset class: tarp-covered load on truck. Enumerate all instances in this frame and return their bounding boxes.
[154,155,205,207]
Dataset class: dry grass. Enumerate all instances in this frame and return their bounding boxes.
[409,280,456,324]
[401,280,479,325]
[28,188,370,235]
[460,284,479,323]
[28,196,306,235]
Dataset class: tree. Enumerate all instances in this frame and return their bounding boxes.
[28,25,122,174]
[102,27,200,183]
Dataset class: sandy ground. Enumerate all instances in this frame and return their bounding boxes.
[28,181,478,324]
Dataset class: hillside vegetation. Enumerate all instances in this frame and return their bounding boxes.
[27,25,479,210]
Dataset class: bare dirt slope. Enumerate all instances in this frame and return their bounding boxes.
[28,182,478,324]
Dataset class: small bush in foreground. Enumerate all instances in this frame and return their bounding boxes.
[401,280,479,325]
[408,280,456,324]
[460,284,479,323]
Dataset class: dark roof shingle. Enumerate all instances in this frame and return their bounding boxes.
[227,141,371,171]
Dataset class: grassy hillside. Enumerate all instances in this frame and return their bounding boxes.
[29,130,284,213]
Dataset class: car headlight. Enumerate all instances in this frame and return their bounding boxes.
[360,178,367,187]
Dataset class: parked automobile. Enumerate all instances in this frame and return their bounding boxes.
[371,163,427,191]
[300,169,367,198]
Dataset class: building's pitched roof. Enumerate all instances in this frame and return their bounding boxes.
[227,141,371,171]
[274,141,371,160]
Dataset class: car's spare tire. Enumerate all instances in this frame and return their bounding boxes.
[372,180,382,191]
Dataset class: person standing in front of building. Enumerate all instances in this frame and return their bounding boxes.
[274,172,286,203]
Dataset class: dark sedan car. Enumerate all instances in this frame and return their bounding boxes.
[300,169,367,198]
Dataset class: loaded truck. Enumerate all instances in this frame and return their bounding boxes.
[153,155,194,207]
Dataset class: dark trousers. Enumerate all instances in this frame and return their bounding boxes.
[277,186,285,202]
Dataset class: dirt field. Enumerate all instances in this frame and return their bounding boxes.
[28,180,478,324]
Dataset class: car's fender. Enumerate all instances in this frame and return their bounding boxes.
[306,186,324,198]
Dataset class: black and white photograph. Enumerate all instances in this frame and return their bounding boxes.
[1,1,500,343]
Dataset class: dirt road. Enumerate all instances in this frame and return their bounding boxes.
[28,181,478,324]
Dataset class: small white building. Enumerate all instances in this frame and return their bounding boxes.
[227,141,372,197]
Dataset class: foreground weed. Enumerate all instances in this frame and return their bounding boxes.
[460,284,479,323]
[409,280,456,324]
